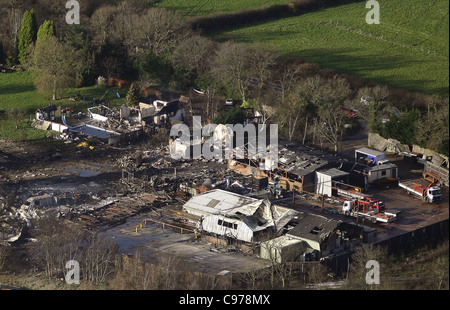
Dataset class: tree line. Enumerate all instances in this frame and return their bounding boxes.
[0,0,448,155]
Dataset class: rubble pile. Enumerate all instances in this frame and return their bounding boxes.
[0,200,26,244]
[75,196,173,229]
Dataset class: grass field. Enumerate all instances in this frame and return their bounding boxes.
[153,0,291,16]
[0,71,127,143]
[212,0,449,97]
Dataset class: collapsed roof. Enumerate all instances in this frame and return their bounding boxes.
[287,213,341,244]
[277,144,345,176]
[183,189,298,233]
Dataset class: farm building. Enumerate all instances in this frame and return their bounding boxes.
[355,147,388,167]
[286,213,342,258]
[182,189,298,243]
[364,163,399,184]
[315,168,350,198]
[259,235,307,263]
[353,148,398,185]
[229,143,346,193]
[36,105,57,121]
[260,212,346,262]
[141,99,185,126]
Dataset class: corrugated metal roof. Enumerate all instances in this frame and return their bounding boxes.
[184,189,298,233]
[183,189,258,216]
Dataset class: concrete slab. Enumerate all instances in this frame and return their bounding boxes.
[101,214,269,275]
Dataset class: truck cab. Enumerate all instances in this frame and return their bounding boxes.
[427,186,442,203]
[342,198,385,215]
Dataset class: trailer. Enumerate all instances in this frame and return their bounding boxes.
[337,188,368,200]
[292,188,398,224]
[342,198,398,223]
[399,179,442,203]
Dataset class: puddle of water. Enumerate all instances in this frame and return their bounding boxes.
[65,169,100,178]
[101,217,182,258]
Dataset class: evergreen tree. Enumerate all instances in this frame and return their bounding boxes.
[37,20,56,41]
[18,9,37,64]
[126,83,140,107]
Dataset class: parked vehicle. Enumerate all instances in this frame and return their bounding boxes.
[399,179,441,203]
[340,105,357,118]
[225,98,234,106]
[194,87,206,95]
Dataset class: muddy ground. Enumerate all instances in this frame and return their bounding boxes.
[1,135,273,275]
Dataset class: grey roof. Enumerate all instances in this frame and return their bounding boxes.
[356,147,385,157]
[287,213,341,243]
[183,189,258,216]
[365,162,398,172]
[316,168,349,178]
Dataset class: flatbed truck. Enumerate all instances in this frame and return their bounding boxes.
[399,179,441,203]
[342,198,398,223]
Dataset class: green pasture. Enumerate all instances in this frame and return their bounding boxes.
[0,71,127,143]
[153,0,291,16]
[212,0,449,96]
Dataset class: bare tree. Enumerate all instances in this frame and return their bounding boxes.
[345,244,388,290]
[304,75,352,152]
[415,99,449,154]
[276,92,307,141]
[211,41,254,102]
[304,262,329,286]
[89,5,119,46]
[260,237,303,288]
[234,265,269,290]
[316,103,347,153]
[433,254,449,290]
[248,45,278,101]
[0,244,9,272]
[169,34,215,80]
[276,62,301,106]
[30,215,84,279]
[129,8,188,56]
[81,233,118,285]
[0,0,26,55]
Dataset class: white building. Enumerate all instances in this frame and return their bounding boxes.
[315,168,349,198]
[182,189,298,243]
[355,148,398,184]
[365,162,398,183]
[355,147,387,166]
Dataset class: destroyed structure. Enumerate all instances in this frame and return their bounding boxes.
[260,213,344,263]
[2,88,446,275]
[32,98,185,145]
[182,189,298,243]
